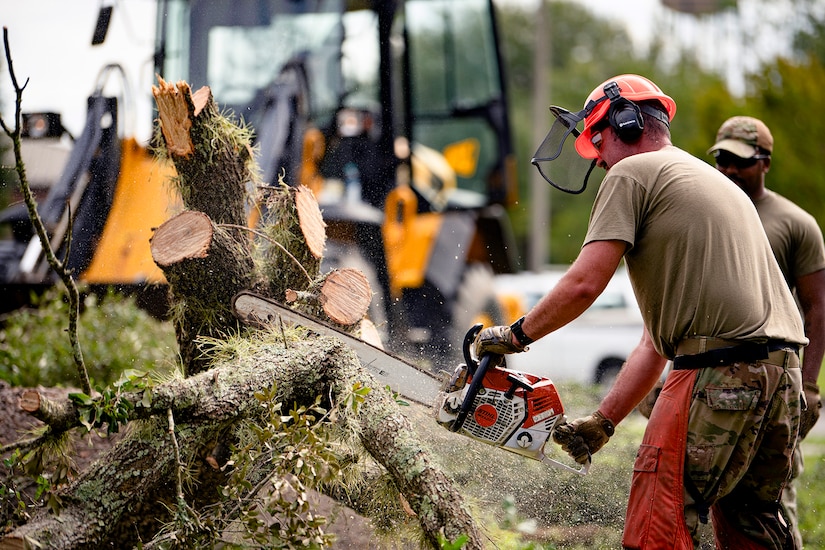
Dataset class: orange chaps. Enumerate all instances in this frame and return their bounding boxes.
[622,369,771,549]
[622,369,697,549]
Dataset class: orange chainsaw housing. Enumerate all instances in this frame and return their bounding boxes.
[434,359,566,463]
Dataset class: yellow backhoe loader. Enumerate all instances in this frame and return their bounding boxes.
[0,0,519,367]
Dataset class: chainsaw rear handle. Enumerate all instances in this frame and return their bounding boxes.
[450,352,496,432]
[548,425,593,475]
[542,454,591,475]
[451,323,500,433]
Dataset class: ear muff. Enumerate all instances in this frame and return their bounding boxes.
[607,96,644,143]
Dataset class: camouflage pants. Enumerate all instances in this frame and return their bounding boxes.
[684,354,802,549]
[780,442,804,549]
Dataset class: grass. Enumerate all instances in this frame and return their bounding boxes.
[414,382,635,549]
[416,377,825,550]
[797,435,825,547]
[797,365,825,548]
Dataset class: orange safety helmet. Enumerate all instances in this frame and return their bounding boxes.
[575,74,677,159]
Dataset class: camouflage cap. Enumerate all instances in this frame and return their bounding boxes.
[707,116,773,158]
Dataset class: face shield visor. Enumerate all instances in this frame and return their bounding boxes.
[531,105,602,194]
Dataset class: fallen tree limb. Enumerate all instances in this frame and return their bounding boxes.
[1,334,482,549]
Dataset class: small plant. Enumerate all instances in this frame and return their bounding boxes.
[69,369,153,435]
[0,450,32,531]
[0,432,76,531]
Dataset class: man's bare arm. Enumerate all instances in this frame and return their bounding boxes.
[599,327,668,425]
[796,268,825,385]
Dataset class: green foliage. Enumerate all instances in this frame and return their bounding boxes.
[736,58,825,226]
[69,370,153,435]
[153,384,360,549]
[0,287,177,388]
[792,4,825,65]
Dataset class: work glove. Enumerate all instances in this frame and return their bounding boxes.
[552,411,615,465]
[799,382,821,440]
[472,325,525,358]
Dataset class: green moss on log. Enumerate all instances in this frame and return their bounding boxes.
[257,180,322,298]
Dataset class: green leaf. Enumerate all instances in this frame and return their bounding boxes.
[68,392,93,406]
[141,388,152,408]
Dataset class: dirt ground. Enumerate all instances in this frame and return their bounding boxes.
[0,380,394,549]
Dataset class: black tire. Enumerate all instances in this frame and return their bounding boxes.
[594,357,625,387]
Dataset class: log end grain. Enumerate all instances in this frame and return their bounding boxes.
[295,185,326,259]
[150,210,213,266]
[320,268,372,325]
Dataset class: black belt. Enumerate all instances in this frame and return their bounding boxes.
[673,340,799,370]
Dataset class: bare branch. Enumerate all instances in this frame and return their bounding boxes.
[0,27,91,395]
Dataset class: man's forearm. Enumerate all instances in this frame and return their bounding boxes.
[598,330,668,426]
[796,269,825,385]
[521,240,627,341]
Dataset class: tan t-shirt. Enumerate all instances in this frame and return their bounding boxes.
[754,189,825,289]
[584,146,806,359]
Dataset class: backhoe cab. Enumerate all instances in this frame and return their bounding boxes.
[1,0,519,367]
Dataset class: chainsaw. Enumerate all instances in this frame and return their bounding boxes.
[433,324,590,475]
[232,292,588,474]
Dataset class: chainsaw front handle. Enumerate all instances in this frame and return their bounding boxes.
[541,454,591,475]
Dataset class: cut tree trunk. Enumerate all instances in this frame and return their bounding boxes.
[258,183,325,299]
[153,77,252,227]
[1,78,484,549]
[150,210,258,375]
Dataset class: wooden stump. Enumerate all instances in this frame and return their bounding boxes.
[150,210,258,375]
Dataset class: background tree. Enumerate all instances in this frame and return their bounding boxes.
[495,0,825,266]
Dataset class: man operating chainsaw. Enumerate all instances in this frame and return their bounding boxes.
[475,74,807,549]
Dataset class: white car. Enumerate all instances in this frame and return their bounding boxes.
[493,267,644,385]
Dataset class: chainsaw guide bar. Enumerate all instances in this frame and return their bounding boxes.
[232,291,443,406]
